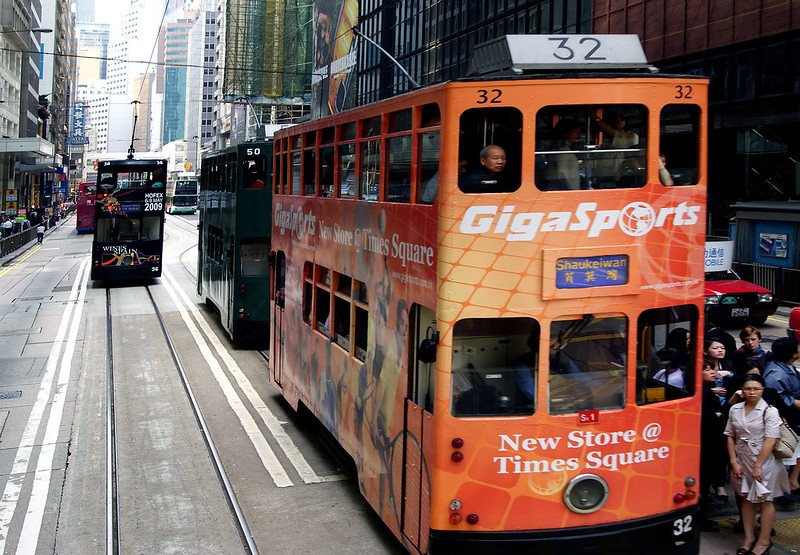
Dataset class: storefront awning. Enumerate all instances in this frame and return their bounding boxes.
[0,137,55,157]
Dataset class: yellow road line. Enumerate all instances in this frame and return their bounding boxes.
[0,245,41,278]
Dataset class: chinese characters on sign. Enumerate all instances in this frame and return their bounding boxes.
[704,240,734,271]
[555,255,629,289]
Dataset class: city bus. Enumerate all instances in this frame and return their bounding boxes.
[197,141,272,345]
[269,36,708,554]
[91,158,168,281]
[76,181,96,233]
[166,172,199,214]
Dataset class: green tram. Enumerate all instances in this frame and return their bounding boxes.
[197,141,272,345]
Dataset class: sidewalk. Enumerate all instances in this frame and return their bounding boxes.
[702,490,800,554]
[0,212,72,267]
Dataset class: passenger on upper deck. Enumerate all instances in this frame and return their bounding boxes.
[543,119,582,190]
[459,145,508,193]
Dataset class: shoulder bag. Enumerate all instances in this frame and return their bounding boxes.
[764,407,799,459]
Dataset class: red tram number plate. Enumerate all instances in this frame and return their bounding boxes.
[578,410,599,425]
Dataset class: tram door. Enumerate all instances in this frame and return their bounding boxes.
[270,251,286,386]
[402,304,435,553]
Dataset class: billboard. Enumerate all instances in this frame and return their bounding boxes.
[311,0,358,118]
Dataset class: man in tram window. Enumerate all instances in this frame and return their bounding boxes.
[544,119,582,190]
[460,144,508,193]
[514,324,540,410]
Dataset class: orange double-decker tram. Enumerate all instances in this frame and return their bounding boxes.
[270,35,708,554]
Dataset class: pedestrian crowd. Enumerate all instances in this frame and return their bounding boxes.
[0,207,52,238]
[696,323,800,555]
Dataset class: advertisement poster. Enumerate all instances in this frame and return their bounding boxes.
[759,232,788,258]
[704,240,734,272]
[312,0,358,118]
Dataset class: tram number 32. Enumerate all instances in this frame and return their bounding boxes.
[673,515,693,536]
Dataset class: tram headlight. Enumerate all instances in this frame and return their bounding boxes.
[563,474,609,514]
[705,295,720,305]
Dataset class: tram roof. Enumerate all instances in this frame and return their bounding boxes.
[462,34,705,80]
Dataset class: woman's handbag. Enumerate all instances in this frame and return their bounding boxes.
[773,417,799,460]
[763,407,799,460]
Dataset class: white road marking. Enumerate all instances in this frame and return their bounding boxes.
[17,258,90,554]
[160,270,294,487]
[0,257,89,553]
[164,268,330,484]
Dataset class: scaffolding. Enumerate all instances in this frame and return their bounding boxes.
[223,0,311,116]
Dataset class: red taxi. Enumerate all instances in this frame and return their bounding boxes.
[705,269,778,326]
[788,307,800,341]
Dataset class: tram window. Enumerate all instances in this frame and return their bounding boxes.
[549,315,627,415]
[535,104,647,191]
[303,283,313,325]
[660,104,700,186]
[636,305,698,405]
[316,286,331,336]
[354,304,368,361]
[321,126,335,144]
[359,139,380,200]
[451,317,540,417]
[411,305,436,413]
[291,152,302,195]
[141,217,161,240]
[363,116,381,137]
[458,107,522,194]
[418,131,440,205]
[243,158,266,189]
[389,109,412,132]
[319,146,335,197]
[341,122,356,141]
[95,219,112,242]
[274,150,282,193]
[334,295,351,350]
[339,143,355,198]
[303,149,315,196]
[337,274,352,294]
[420,103,441,128]
[387,135,411,203]
[241,239,269,276]
[117,218,141,241]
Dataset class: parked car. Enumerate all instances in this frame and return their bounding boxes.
[788,307,800,341]
[704,269,778,326]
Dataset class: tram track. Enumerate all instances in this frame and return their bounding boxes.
[104,283,258,554]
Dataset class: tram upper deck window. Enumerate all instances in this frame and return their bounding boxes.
[339,143,355,198]
[451,317,540,417]
[319,146,334,197]
[243,157,266,189]
[660,105,700,186]
[359,139,380,200]
[549,315,627,415]
[458,107,522,194]
[418,131,440,205]
[637,305,698,405]
[535,105,647,191]
[386,135,411,203]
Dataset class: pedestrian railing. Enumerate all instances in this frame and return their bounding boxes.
[733,262,800,307]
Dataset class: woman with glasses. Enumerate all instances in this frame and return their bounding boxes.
[725,374,790,555]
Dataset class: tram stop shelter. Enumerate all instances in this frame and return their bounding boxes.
[729,201,800,305]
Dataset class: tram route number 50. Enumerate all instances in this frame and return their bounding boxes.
[673,515,693,536]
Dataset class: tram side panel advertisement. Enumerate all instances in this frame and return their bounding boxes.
[311,0,358,118]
